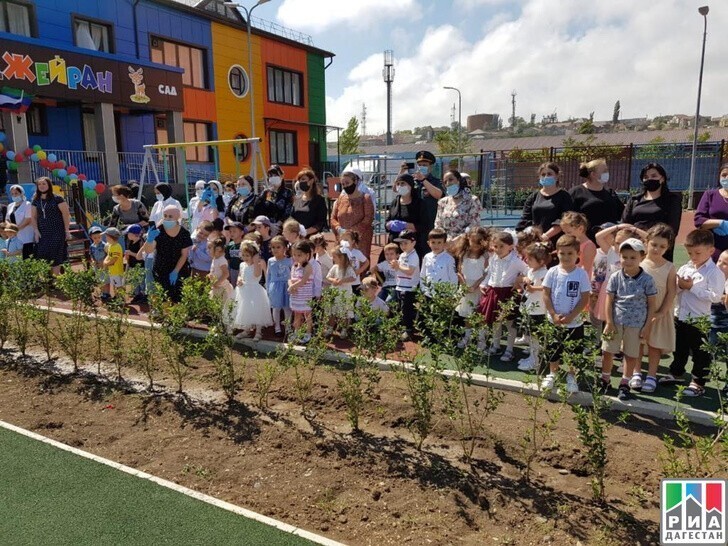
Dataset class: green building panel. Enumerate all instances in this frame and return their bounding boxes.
[307,52,327,162]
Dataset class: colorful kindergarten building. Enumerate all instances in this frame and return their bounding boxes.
[0,0,335,186]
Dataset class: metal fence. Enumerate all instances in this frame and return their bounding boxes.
[28,149,107,185]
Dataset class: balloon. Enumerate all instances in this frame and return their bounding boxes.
[95,183,105,195]
[69,173,78,180]
[78,174,87,181]
[39,159,49,169]
[52,185,62,195]
[83,180,94,191]
[37,151,46,160]
[24,148,33,157]
[64,175,71,183]
[6,151,15,161]
[0,144,4,153]
[14,154,23,163]
[47,153,57,162]
[0,132,5,143]
[33,145,42,153]
[67,166,78,175]
[57,169,67,178]
[52,169,59,177]
[57,160,66,168]
[30,153,39,162]
[7,161,17,171]
[85,189,97,199]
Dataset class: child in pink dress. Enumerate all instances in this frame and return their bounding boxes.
[288,240,315,344]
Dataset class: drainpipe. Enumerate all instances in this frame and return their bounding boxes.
[133,0,141,59]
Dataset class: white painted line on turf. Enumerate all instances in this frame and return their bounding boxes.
[0,420,345,546]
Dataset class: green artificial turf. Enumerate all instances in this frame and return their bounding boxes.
[0,427,315,546]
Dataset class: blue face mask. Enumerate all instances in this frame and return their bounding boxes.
[237,187,251,197]
[156,193,164,202]
[11,195,22,204]
[418,165,429,175]
[162,219,177,230]
[721,177,728,190]
[446,184,459,197]
[539,176,556,187]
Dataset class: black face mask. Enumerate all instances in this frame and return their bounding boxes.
[343,184,357,195]
[642,179,661,192]
[299,182,309,192]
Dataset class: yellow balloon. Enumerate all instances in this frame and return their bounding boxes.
[37,150,46,160]
[52,185,62,195]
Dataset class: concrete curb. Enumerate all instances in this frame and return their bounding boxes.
[40,304,726,428]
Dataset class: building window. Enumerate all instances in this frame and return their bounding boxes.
[269,130,296,165]
[234,134,250,162]
[73,17,113,53]
[82,112,99,152]
[228,65,249,98]
[184,121,211,162]
[267,66,303,107]
[26,104,47,136]
[0,1,34,37]
[151,37,206,89]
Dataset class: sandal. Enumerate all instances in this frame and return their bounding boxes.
[658,374,681,385]
[641,376,657,394]
[682,382,705,398]
[628,373,643,390]
[501,349,514,362]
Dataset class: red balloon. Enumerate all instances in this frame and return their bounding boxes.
[57,160,67,168]
[15,154,24,163]
[95,183,105,195]
[24,148,33,157]
[78,174,87,181]
[67,166,78,174]
[39,159,49,169]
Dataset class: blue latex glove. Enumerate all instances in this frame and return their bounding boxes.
[714,220,728,236]
[201,188,214,204]
[387,219,407,232]
[146,225,159,243]
[169,270,179,285]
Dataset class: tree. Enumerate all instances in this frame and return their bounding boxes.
[434,126,471,154]
[340,116,361,154]
[612,100,620,124]
[578,119,596,134]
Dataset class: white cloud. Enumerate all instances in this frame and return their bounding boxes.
[276,0,419,31]
[324,0,728,135]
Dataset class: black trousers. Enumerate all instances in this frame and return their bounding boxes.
[671,319,710,386]
[396,290,416,334]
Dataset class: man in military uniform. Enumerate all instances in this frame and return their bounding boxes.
[412,150,443,257]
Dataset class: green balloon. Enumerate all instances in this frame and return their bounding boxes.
[33,144,42,152]
[52,169,59,177]
[7,161,17,171]
[64,175,72,183]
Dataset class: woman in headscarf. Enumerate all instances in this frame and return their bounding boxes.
[225,175,257,226]
[434,169,482,242]
[251,165,293,231]
[6,184,34,259]
[330,168,374,257]
[148,182,183,226]
[144,205,192,303]
[291,168,327,236]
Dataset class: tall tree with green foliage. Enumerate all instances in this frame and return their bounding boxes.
[435,123,471,154]
[612,100,620,124]
[340,116,361,154]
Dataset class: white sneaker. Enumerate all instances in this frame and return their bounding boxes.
[566,374,579,394]
[541,373,556,391]
[518,357,536,371]
[514,336,529,346]
[487,344,500,355]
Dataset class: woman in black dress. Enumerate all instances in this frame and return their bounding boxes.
[516,162,573,247]
[251,165,293,231]
[622,162,682,261]
[569,158,624,240]
[30,176,71,275]
[145,205,192,302]
[225,175,257,226]
[291,168,327,237]
[385,174,423,247]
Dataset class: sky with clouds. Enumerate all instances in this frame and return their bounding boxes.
[252,0,726,134]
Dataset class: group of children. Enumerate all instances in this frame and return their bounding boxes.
[83,205,727,400]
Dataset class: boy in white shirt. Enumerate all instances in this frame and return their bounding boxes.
[391,230,420,341]
[541,235,592,394]
[420,228,458,297]
[660,229,725,397]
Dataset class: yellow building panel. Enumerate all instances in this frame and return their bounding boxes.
[211,21,267,176]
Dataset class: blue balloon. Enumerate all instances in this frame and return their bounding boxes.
[47,153,57,162]
[57,169,67,178]
[6,150,15,161]
[83,180,94,190]
[30,153,39,162]
[0,132,5,143]
[69,173,78,180]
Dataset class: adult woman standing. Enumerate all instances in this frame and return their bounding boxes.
[225,175,257,226]
[145,206,192,302]
[516,162,573,246]
[291,168,327,236]
[694,163,728,261]
[252,165,293,229]
[109,185,149,230]
[434,169,482,241]
[330,168,374,257]
[569,158,624,240]
[30,176,71,275]
[622,162,682,260]
[385,174,422,245]
[6,184,34,259]
[148,182,183,226]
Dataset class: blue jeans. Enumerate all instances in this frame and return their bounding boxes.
[144,255,155,296]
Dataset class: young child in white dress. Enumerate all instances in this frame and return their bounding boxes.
[233,240,273,341]
[325,246,357,338]
[207,237,235,329]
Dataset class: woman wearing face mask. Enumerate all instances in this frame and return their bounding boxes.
[6,184,34,259]
[330,168,374,257]
[622,162,681,260]
[188,180,207,233]
[569,158,624,241]
[385,174,422,246]
[222,181,236,209]
[148,182,183,226]
[516,162,574,247]
[434,169,482,241]
[143,205,192,303]
[252,165,293,229]
[208,180,226,213]
[109,185,149,231]
[694,163,728,262]
[226,175,257,226]
[291,168,327,236]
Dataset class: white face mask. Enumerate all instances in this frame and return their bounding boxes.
[599,172,610,184]
[196,189,204,198]
[396,185,411,197]
[112,196,120,204]
[268,176,282,188]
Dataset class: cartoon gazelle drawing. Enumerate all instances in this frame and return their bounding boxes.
[128,67,151,104]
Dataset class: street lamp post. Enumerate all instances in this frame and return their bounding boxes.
[383,50,395,146]
[443,86,461,133]
[688,5,709,210]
